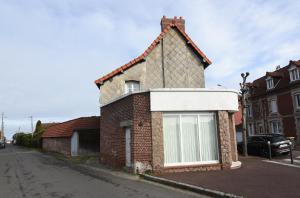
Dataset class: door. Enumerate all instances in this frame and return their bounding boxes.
[71,132,78,156]
[125,128,131,167]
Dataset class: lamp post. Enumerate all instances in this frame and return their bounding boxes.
[240,72,250,157]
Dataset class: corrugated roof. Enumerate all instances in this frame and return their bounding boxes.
[42,116,100,138]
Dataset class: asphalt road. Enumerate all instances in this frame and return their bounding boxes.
[0,144,206,198]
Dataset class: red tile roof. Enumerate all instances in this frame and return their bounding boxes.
[94,22,212,87]
[42,116,100,138]
[250,60,300,98]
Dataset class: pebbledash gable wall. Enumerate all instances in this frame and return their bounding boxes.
[99,28,205,105]
[43,138,71,156]
[100,91,236,173]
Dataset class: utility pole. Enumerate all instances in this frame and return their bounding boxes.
[29,116,34,135]
[1,112,4,140]
[240,72,250,157]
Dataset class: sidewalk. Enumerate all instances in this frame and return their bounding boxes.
[155,156,300,198]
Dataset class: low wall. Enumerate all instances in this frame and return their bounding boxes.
[42,137,71,156]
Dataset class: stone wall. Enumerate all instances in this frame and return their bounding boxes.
[151,112,164,172]
[217,111,233,169]
[42,138,71,156]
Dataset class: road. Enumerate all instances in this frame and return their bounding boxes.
[0,144,205,198]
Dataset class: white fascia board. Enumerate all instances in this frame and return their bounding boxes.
[150,88,239,112]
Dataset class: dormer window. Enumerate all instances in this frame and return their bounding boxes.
[289,66,300,82]
[125,80,140,94]
[266,77,274,89]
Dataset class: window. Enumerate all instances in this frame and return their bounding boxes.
[294,93,300,109]
[266,77,274,89]
[289,67,300,82]
[270,99,278,113]
[270,121,280,134]
[125,81,140,94]
[248,123,254,136]
[163,113,218,166]
[246,104,252,117]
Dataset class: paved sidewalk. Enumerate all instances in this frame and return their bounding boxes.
[156,156,300,198]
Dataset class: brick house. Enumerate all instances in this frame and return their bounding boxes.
[95,16,240,173]
[246,60,300,144]
[42,116,100,156]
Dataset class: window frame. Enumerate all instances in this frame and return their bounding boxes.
[124,80,140,94]
[270,121,281,134]
[163,112,219,167]
[289,66,300,82]
[294,93,300,109]
[269,99,278,113]
[266,77,274,90]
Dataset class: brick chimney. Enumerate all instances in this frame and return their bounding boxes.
[161,16,185,32]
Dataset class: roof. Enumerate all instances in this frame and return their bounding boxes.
[42,116,100,138]
[249,60,300,98]
[41,122,59,129]
[94,22,212,87]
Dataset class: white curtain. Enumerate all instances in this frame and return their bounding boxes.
[163,113,218,165]
[181,115,199,162]
[163,116,180,164]
[199,115,218,161]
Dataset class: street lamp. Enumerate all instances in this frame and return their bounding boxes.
[240,72,250,157]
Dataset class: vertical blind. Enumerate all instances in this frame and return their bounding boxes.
[163,113,219,165]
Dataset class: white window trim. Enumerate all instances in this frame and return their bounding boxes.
[163,112,219,167]
[266,77,274,90]
[246,103,252,117]
[124,80,140,94]
[294,93,300,109]
[289,66,300,82]
[270,121,281,134]
[269,99,278,113]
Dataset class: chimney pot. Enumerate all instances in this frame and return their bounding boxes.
[161,16,185,32]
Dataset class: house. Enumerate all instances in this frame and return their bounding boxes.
[246,60,300,144]
[42,116,100,156]
[94,16,240,173]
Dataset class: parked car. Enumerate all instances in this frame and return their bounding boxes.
[0,139,6,149]
[237,134,291,157]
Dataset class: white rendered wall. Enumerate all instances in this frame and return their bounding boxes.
[150,88,239,112]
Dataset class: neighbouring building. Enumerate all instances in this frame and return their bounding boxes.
[94,16,240,173]
[42,116,100,156]
[246,60,300,144]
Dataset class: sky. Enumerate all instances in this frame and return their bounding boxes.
[0,0,300,139]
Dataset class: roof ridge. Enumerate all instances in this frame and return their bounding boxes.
[94,23,211,86]
[45,116,99,130]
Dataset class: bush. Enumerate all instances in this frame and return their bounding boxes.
[13,133,33,147]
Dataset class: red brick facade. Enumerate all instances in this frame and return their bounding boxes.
[99,92,152,170]
[247,60,300,143]
[100,92,237,173]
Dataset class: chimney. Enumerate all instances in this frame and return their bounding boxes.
[161,16,185,32]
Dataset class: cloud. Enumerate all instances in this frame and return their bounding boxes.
[0,0,300,138]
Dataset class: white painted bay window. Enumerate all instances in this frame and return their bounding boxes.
[163,113,219,166]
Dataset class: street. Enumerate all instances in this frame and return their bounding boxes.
[0,145,205,198]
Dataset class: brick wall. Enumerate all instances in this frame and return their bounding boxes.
[100,92,152,171]
[42,137,71,156]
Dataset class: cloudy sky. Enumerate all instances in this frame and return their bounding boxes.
[1,0,300,138]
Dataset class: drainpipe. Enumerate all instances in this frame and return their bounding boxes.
[161,38,166,88]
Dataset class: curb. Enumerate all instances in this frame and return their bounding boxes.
[139,174,243,198]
